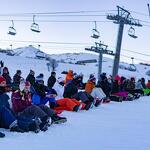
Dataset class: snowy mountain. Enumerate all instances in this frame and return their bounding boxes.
[13,45,47,59]
[1,46,150,81]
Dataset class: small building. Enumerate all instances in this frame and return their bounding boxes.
[75,59,97,65]
[36,51,46,59]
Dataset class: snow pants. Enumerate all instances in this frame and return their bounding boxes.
[55,98,85,111]
[0,106,17,129]
[17,105,55,120]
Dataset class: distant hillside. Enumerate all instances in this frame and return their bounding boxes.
[13,45,49,59]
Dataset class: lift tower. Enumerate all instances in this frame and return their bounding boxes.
[107,6,142,78]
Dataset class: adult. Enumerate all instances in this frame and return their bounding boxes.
[26,70,35,86]
[47,71,56,89]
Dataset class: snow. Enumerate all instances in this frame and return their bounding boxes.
[1,98,150,150]
[1,50,150,150]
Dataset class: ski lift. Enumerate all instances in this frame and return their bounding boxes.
[128,26,138,39]
[31,15,40,33]
[91,21,100,39]
[8,20,16,36]
[128,64,136,72]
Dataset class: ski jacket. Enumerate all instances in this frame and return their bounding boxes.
[26,74,35,86]
[91,87,106,99]
[63,80,78,98]
[13,74,21,85]
[65,70,73,85]
[135,81,143,90]
[33,82,48,98]
[11,90,32,113]
[0,87,10,109]
[47,75,56,88]
[85,81,95,94]
[53,82,64,100]
[111,81,120,94]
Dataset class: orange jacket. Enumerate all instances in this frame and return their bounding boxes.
[65,70,73,84]
[85,81,95,94]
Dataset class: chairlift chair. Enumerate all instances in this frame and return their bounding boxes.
[91,21,100,39]
[91,29,100,39]
[8,20,16,36]
[128,26,138,39]
[30,15,40,33]
[128,64,136,72]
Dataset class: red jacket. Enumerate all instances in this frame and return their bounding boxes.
[11,90,32,113]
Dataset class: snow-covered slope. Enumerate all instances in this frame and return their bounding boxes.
[1,97,150,150]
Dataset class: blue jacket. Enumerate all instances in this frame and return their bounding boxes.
[0,88,10,109]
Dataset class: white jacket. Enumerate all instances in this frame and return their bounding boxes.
[91,87,106,99]
[53,82,64,100]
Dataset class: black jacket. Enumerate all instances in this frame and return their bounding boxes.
[47,75,56,88]
[26,74,35,85]
[33,82,48,98]
[2,73,12,85]
[63,80,78,98]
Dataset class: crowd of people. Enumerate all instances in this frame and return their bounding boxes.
[0,67,150,138]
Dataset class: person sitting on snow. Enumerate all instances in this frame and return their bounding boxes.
[26,70,35,86]
[31,76,67,123]
[13,70,22,86]
[46,77,85,112]
[85,74,96,94]
[91,82,108,106]
[0,76,27,133]
[2,67,12,85]
[63,74,94,110]
[65,69,74,85]
[47,71,56,89]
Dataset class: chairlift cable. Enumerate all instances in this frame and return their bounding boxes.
[0,10,116,16]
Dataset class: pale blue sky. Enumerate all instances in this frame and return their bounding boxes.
[0,0,149,63]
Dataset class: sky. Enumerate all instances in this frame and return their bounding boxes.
[0,0,150,63]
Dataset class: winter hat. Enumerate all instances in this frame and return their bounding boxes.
[73,74,81,80]
[100,72,107,81]
[114,75,121,81]
[89,74,95,79]
[17,70,21,74]
[0,76,6,86]
[89,77,96,82]
[30,70,35,75]
[51,71,56,76]
[89,74,96,82]
[36,74,43,81]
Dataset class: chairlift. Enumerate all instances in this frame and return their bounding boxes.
[128,64,136,72]
[31,15,40,33]
[91,21,100,39]
[128,26,138,39]
[8,20,16,36]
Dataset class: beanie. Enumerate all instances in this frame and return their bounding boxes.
[36,74,43,81]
